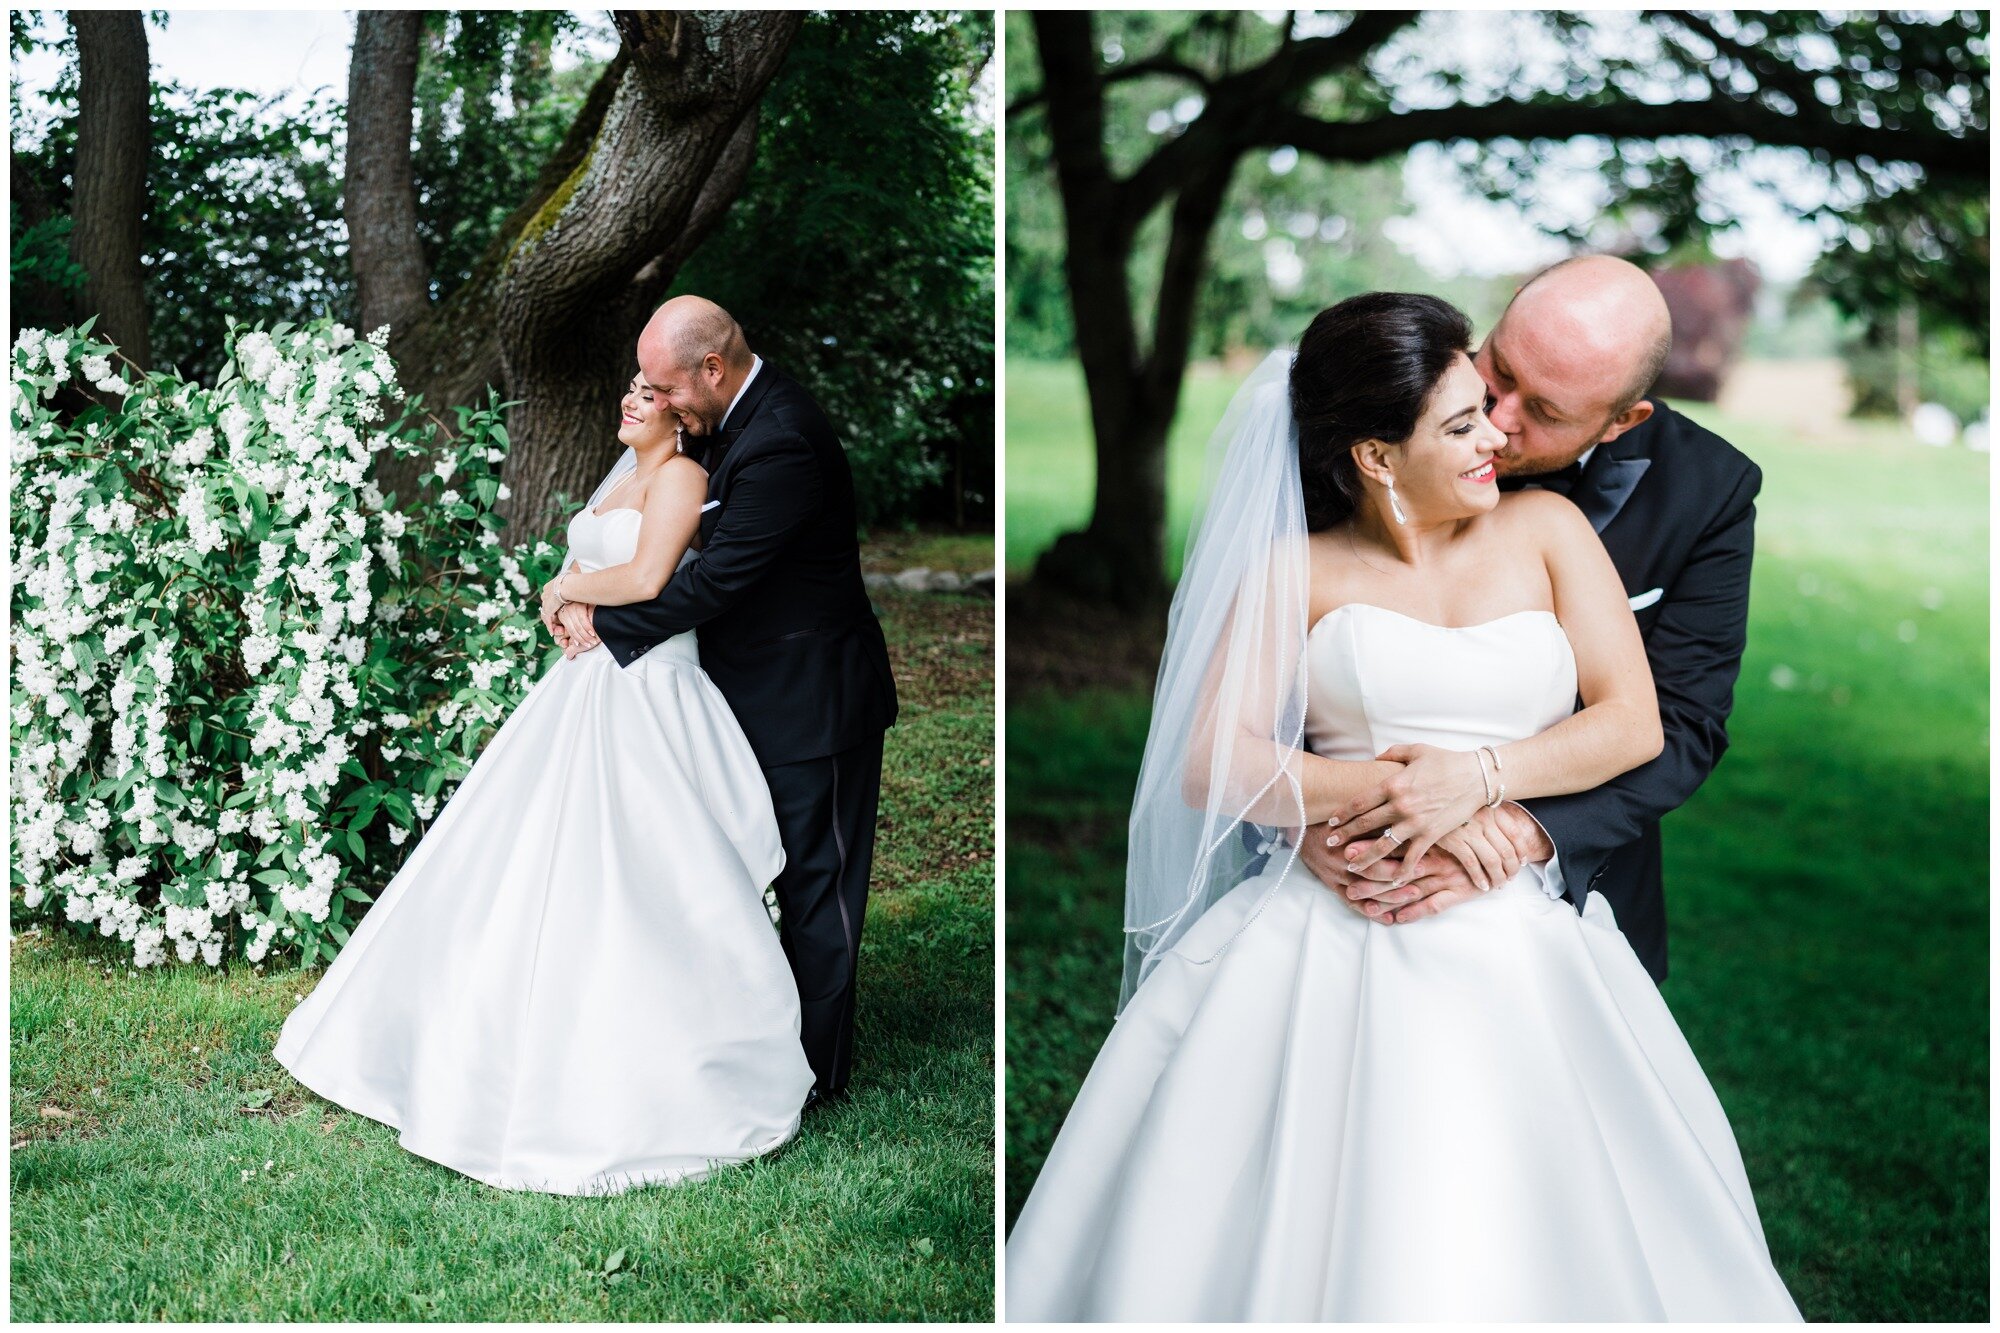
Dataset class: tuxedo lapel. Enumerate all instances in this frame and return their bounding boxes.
[720,364,778,436]
[1571,427,1653,533]
[697,366,780,473]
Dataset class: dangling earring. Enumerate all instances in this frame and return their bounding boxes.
[1384,473,1408,526]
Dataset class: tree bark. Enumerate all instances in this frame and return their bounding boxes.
[68,10,151,369]
[492,11,798,536]
[345,11,430,337]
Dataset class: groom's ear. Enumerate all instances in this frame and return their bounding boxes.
[1597,398,1655,445]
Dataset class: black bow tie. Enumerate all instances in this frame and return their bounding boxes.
[1500,459,1587,496]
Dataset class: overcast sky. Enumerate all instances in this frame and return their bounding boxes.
[11,9,1821,283]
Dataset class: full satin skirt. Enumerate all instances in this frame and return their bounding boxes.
[274,637,815,1195]
[1006,864,1802,1321]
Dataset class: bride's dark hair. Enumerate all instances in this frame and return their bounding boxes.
[1289,292,1474,531]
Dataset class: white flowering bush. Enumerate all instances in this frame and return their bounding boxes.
[10,319,567,970]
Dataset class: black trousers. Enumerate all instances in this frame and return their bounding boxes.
[762,736,884,1096]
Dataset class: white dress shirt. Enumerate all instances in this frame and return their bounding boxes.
[719,354,764,433]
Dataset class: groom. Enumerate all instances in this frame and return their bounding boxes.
[558,296,899,1100]
[1308,255,1760,984]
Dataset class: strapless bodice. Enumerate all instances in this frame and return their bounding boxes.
[562,506,698,663]
[565,505,645,573]
[1303,603,1578,759]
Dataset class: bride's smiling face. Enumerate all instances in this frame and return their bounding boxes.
[618,371,678,449]
[1365,353,1506,523]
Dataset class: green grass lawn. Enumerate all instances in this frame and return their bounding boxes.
[1004,358,1989,1321]
[861,526,995,576]
[11,588,995,1323]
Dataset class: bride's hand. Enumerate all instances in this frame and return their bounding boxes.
[1327,743,1489,881]
[538,577,568,619]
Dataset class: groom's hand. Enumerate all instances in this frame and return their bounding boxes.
[1348,803,1555,924]
[1296,828,1404,923]
[557,602,599,659]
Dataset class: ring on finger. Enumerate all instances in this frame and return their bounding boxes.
[1383,828,1404,846]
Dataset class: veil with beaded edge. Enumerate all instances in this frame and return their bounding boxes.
[1120,350,1313,1012]
[558,447,638,573]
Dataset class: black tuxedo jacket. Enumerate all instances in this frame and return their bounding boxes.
[592,365,898,767]
[1515,401,1760,983]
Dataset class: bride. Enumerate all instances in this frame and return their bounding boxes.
[272,362,813,1195]
[1004,293,1800,1320]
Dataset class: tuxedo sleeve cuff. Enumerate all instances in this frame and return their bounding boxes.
[1517,806,1570,904]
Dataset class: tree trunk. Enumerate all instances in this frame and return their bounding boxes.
[1029,13,1235,611]
[376,50,629,507]
[68,10,151,369]
[493,11,797,536]
[345,11,430,337]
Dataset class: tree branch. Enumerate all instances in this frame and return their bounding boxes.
[1647,9,1827,121]
[1008,52,1213,118]
[1115,10,1420,228]
[1264,94,1988,181]
[1143,161,1234,398]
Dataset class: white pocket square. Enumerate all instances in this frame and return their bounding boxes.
[1628,587,1663,610]
[700,500,721,513]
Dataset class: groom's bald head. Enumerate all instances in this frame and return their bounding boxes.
[640,295,752,385]
[1475,254,1673,476]
[637,296,755,436]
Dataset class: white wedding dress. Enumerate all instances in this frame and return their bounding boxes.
[274,504,814,1195]
[1007,603,1801,1321]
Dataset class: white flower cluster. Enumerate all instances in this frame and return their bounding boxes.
[10,321,560,972]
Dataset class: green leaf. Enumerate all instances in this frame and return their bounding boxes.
[343,829,365,859]
[242,1089,273,1110]
[252,868,292,886]
[602,1249,626,1275]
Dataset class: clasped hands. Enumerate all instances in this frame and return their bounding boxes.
[538,586,601,660]
[1297,743,1553,925]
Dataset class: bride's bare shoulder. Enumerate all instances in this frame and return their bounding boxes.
[1491,486,1596,561]
[1493,486,1586,529]
[641,453,710,510]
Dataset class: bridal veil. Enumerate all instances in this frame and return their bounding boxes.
[1121,351,1312,1009]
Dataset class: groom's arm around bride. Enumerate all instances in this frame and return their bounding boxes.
[580,295,898,1099]
[1307,257,1759,983]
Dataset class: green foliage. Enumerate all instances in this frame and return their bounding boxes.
[1005,381,1990,1319]
[1006,10,1989,359]
[15,79,353,383]
[9,209,87,294]
[16,12,989,529]
[410,11,592,302]
[671,11,995,528]
[9,588,994,1322]
[10,319,567,971]
[10,13,598,377]
[1840,317,1991,423]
